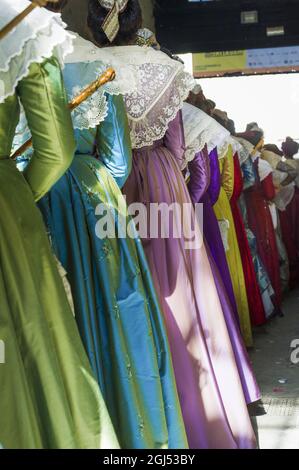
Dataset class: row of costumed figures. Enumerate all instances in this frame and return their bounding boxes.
[1,0,299,450]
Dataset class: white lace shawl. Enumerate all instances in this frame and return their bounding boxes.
[273,169,295,211]
[258,158,273,182]
[285,158,299,188]
[229,136,243,159]
[0,0,74,104]
[234,136,263,164]
[234,137,254,165]
[261,150,281,170]
[63,34,138,129]
[104,45,196,149]
[182,102,230,167]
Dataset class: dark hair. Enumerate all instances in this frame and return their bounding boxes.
[263,144,283,157]
[213,114,227,129]
[236,131,263,147]
[160,47,184,64]
[226,119,236,135]
[88,0,142,47]
[282,137,299,158]
[46,0,68,12]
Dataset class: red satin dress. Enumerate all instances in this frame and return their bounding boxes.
[279,194,299,289]
[245,159,282,308]
[230,154,266,325]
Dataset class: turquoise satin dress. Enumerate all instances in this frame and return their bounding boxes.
[38,63,187,450]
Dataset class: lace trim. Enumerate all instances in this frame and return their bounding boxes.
[217,141,230,160]
[65,35,138,97]
[126,67,195,149]
[229,136,243,157]
[272,169,295,211]
[182,102,230,167]
[275,185,295,211]
[70,85,109,130]
[0,1,60,70]
[0,14,74,104]
[63,34,138,129]
[183,130,210,170]
[98,46,196,148]
[234,137,254,164]
[71,44,196,147]
[182,103,215,168]
[258,158,273,182]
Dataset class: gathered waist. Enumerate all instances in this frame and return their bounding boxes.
[133,140,164,153]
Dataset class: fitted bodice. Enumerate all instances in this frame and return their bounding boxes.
[0,94,20,159]
[0,57,75,201]
[60,61,133,189]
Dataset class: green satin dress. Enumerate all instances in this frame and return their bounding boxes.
[0,57,119,449]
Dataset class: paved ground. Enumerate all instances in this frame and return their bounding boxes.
[249,288,299,449]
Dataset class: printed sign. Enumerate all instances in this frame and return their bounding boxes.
[193,46,299,77]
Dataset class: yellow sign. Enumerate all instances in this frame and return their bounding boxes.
[193,50,247,77]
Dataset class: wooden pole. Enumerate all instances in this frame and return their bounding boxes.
[0,1,55,41]
[11,67,116,160]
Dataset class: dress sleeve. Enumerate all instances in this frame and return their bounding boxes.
[163,110,186,169]
[262,174,276,201]
[221,145,235,201]
[208,148,221,205]
[188,147,210,204]
[18,57,75,201]
[96,94,132,189]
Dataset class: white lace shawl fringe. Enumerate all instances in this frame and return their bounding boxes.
[0,12,74,104]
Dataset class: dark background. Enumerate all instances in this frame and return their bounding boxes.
[154,0,299,53]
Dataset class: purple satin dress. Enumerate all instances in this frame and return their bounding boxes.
[188,148,239,322]
[188,148,260,405]
[123,112,257,449]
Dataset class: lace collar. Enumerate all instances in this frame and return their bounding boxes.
[182,103,230,168]
[104,45,196,148]
[234,136,262,163]
[258,158,273,182]
[64,33,137,97]
[229,136,243,156]
[63,34,138,129]
[0,0,74,104]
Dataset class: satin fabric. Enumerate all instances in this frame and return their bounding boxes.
[230,153,266,326]
[123,111,257,449]
[212,147,253,347]
[245,160,282,308]
[188,148,239,324]
[188,148,260,404]
[240,158,276,318]
[0,59,119,449]
[39,87,188,450]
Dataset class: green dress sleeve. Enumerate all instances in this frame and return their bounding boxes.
[96,94,132,189]
[18,57,76,201]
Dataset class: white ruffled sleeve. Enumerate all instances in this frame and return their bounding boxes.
[0,0,74,104]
